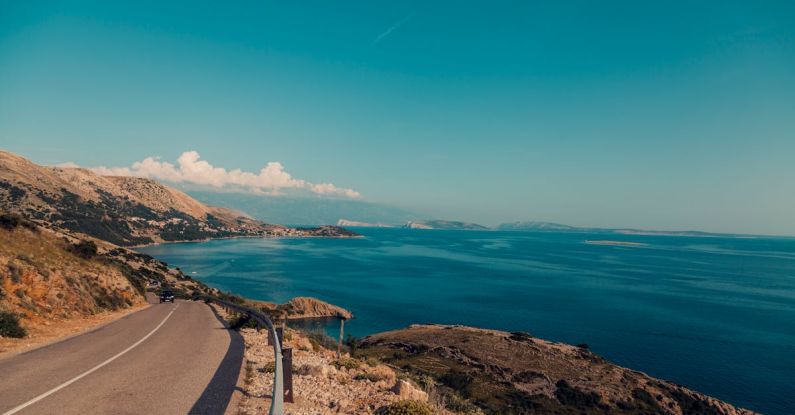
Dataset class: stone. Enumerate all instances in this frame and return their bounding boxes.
[298,363,329,378]
[391,379,428,402]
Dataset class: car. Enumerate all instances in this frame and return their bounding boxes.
[159,290,175,303]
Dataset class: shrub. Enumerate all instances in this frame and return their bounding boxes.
[0,214,21,229]
[228,314,258,330]
[8,263,22,283]
[0,311,27,338]
[331,357,361,370]
[260,361,276,374]
[375,400,433,415]
[440,371,473,391]
[0,213,36,231]
[305,330,339,352]
[354,373,378,382]
[554,379,603,408]
[354,365,394,382]
[71,240,98,259]
[345,334,360,357]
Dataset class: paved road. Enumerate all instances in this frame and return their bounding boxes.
[0,299,243,415]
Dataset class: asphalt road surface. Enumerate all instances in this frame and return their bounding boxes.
[0,298,243,415]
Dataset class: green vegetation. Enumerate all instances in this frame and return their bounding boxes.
[303,329,340,352]
[8,262,21,283]
[0,213,36,231]
[244,361,254,386]
[0,311,27,338]
[261,361,276,374]
[554,380,606,410]
[331,357,361,370]
[344,334,360,357]
[70,240,98,259]
[357,325,736,415]
[375,400,433,415]
[228,314,258,330]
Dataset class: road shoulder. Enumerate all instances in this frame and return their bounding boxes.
[0,302,151,361]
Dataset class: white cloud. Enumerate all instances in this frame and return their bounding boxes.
[70,151,361,198]
[54,161,81,168]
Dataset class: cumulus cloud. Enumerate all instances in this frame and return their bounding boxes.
[72,151,361,198]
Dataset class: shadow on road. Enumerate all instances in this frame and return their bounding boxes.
[189,305,245,415]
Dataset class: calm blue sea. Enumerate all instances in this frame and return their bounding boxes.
[139,228,795,414]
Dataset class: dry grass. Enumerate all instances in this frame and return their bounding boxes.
[0,226,145,337]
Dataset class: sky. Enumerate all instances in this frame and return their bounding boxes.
[1,1,794,235]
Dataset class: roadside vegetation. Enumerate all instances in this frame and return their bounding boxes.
[376,400,434,415]
[0,310,27,338]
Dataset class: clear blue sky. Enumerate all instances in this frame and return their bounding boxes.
[1,1,794,235]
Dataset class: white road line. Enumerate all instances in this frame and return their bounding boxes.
[2,304,180,415]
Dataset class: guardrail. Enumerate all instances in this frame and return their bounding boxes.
[200,295,285,415]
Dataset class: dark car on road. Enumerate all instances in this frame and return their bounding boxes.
[159,290,175,303]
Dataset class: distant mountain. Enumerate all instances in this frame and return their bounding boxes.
[497,221,578,231]
[337,219,396,228]
[497,220,753,238]
[405,220,491,231]
[0,150,353,246]
[187,191,422,226]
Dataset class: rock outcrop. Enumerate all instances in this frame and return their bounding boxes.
[359,324,758,415]
[282,296,354,320]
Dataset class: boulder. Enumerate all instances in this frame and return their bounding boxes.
[391,379,428,402]
[297,363,329,378]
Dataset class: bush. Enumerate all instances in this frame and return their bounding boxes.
[71,240,98,259]
[228,314,258,330]
[0,311,27,338]
[8,263,22,283]
[305,330,339,352]
[0,213,36,231]
[375,400,433,415]
[345,334,360,357]
[554,379,604,408]
[260,361,276,374]
[331,357,361,370]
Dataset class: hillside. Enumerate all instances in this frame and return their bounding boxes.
[0,220,146,339]
[0,212,229,334]
[359,325,756,415]
[0,150,354,246]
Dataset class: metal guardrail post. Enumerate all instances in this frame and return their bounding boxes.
[202,296,284,415]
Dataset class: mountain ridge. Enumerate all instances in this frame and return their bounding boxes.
[0,150,355,246]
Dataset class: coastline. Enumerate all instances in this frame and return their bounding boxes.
[128,231,362,249]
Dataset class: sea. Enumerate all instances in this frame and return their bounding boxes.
[138,228,795,414]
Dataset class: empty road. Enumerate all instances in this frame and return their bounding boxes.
[0,299,243,415]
